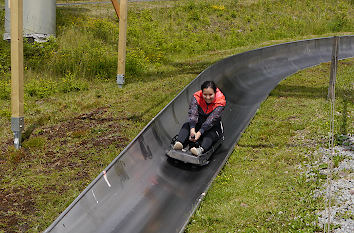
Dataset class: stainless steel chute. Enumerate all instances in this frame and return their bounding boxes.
[45,36,354,233]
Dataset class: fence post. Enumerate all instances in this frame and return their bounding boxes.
[117,0,127,88]
[10,0,24,149]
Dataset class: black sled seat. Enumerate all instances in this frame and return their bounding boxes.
[166,135,224,166]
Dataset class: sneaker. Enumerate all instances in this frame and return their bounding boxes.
[190,146,204,156]
[173,141,183,150]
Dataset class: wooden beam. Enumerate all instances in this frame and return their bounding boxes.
[117,0,127,87]
[10,0,24,149]
[111,0,120,19]
[11,0,24,118]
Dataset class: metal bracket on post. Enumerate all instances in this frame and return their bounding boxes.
[116,74,125,88]
[11,117,24,149]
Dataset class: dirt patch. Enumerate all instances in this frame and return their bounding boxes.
[0,107,130,231]
[0,187,35,233]
[33,107,128,168]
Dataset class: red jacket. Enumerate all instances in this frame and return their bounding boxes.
[193,88,226,114]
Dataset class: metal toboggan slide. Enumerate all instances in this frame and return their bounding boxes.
[45,36,354,233]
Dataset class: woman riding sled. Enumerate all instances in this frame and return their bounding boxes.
[173,81,226,156]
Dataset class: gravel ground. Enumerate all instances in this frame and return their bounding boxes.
[304,135,353,232]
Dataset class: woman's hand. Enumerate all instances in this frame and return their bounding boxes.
[189,129,201,142]
[190,128,196,139]
[194,131,201,141]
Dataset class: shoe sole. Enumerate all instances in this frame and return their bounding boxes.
[190,147,199,156]
[173,142,183,150]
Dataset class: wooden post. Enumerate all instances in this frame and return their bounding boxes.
[116,0,127,88]
[328,36,339,100]
[10,0,24,149]
[110,0,120,19]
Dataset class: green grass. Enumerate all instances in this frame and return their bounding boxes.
[1,0,353,96]
[0,0,353,232]
[186,60,353,232]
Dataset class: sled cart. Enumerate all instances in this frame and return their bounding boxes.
[166,135,224,166]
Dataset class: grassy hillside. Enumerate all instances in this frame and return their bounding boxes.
[0,0,353,232]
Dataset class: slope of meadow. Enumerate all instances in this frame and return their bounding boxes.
[0,0,353,232]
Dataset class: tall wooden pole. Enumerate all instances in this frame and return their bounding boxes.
[116,0,127,88]
[10,0,24,149]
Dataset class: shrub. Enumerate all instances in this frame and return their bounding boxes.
[23,37,58,70]
[0,108,11,118]
[0,40,11,75]
[59,72,88,93]
[49,35,119,80]
[24,72,88,98]
[25,78,57,98]
[84,17,118,43]
[126,48,147,76]
[329,12,350,32]
[0,78,10,100]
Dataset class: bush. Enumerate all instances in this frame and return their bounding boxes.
[329,12,350,32]
[126,48,147,76]
[84,17,118,43]
[23,37,58,70]
[59,72,88,93]
[25,73,88,98]
[48,34,118,79]
[25,78,57,98]
[0,40,11,75]
[0,108,11,118]
[0,78,10,100]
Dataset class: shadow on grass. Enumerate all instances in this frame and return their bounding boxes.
[22,116,50,142]
[237,142,319,149]
[271,84,353,100]
[127,95,170,123]
[237,143,277,148]
[271,84,352,135]
[168,60,213,75]
[270,84,328,99]
[128,60,213,84]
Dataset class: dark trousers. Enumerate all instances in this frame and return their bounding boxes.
[177,122,222,151]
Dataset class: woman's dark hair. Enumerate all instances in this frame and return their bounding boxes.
[201,81,217,93]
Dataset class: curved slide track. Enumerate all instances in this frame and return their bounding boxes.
[45,36,354,233]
